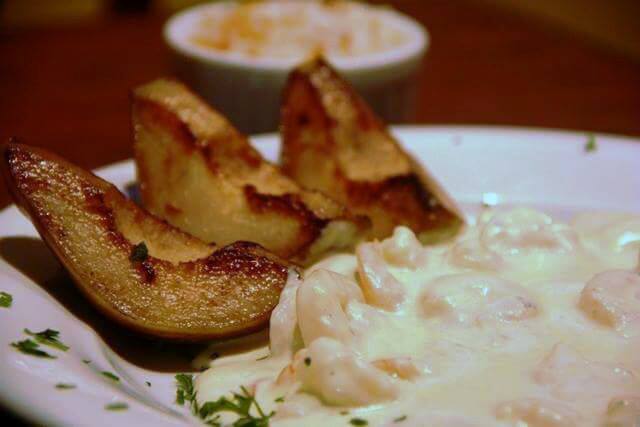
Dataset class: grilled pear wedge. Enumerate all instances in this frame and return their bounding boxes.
[132,79,370,265]
[280,58,464,243]
[2,142,294,341]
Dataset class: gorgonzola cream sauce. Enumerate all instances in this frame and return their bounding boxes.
[195,208,640,426]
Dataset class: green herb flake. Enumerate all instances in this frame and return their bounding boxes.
[176,389,185,405]
[304,357,312,366]
[11,339,56,358]
[0,291,12,308]
[274,396,285,403]
[393,415,408,423]
[101,371,120,382]
[198,385,273,426]
[350,418,368,426]
[130,242,149,262]
[55,383,76,390]
[174,373,274,425]
[175,373,196,409]
[105,402,128,411]
[145,381,151,387]
[82,359,91,364]
[24,328,69,351]
[607,399,627,414]
[585,134,597,152]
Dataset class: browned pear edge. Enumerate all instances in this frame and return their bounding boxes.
[132,78,371,263]
[1,140,294,341]
[280,57,465,242]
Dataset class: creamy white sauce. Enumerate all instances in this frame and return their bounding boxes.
[195,208,640,426]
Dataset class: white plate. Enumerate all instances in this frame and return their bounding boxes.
[0,126,638,426]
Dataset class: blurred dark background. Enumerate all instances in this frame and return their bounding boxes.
[1,0,640,210]
[0,1,640,424]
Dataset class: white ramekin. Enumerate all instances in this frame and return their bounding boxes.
[164,1,428,134]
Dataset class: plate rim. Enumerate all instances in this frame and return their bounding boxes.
[1,124,639,426]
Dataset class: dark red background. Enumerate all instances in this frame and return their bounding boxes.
[2,0,640,208]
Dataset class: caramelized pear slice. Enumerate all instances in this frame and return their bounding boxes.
[132,79,369,265]
[280,58,464,243]
[2,142,293,341]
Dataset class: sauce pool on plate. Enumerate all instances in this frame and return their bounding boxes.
[193,207,640,426]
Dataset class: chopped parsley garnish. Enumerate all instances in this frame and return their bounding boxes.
[11,339,56,358]
[105,402,128,411]
[585,134,597,152]
[198,386,273,426]
[175,373,196,408]
[82,359,91,364]
[608,400,622,413]
[350,418,368,426]
[55,383,76,390]
[274,396,285,403]
[145,381,151,387]
[176,390,185,406]
[175,374,273,426]
[101,371,120,382]
[130,242,149,262]
[24,328,69,351]
[393,415,407,423]
[304,357,311,366]
[0,291,12,308]
[12,330,69,358]
[607,399,629,414]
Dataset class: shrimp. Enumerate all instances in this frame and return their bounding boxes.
[603,396,640,427]
[480,208,578,255]
[379,226,428,269]
[495,398,580,427]
[534,344,638,404]
[270,271,303,358]
[420,273,538,325]
[579,269,640,336]
[356,241,405,310]
[304,253,358,278]
[571,212,640,269]
[293,337,399,407]
[450,238,503,271]
[371,356,427,381]
[275,348,308,387]
[296,269,364,346]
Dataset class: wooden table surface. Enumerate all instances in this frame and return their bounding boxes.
[2,0,640,209]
